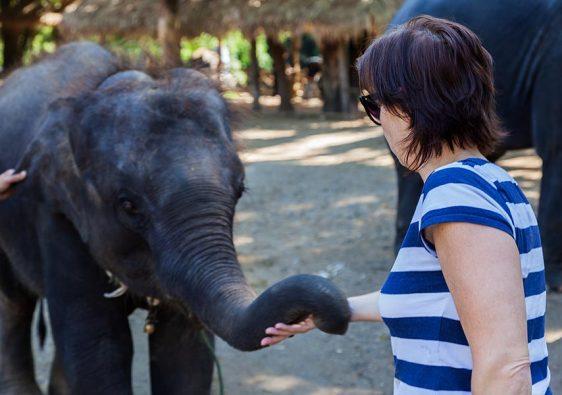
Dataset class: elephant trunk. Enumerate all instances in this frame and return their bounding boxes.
[154,214,351,351]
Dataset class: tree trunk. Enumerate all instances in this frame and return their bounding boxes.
[348,35,367,114]
[248,35,261,111]
[337,41,351,113]
[320,39,340,112]
[322,38,359,113]
[158,0,181,67]
[216,39,223,82]
[267,36,293,112]
[1,24,29,72]
[291,33,302,95]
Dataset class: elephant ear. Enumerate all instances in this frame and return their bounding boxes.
[62,95,98,175]
[27,96,103,237]
[20,96,98,205]
[14,97,79,178]
[45,96,96,176]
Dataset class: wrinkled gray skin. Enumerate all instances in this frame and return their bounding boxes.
[0,42,351,395]
[389,0,562,287]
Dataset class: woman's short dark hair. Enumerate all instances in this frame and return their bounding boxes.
[356,15,504,170]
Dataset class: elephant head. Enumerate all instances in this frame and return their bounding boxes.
[23,68,350,351]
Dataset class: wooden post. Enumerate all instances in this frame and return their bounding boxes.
[158,0,181,67]
[267,35,294,112]
[249,34,261,111]
[348,35,367,114]
[320,38,340,112]
[337,39,351,113]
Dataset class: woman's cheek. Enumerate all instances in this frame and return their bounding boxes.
[381,123,401,159]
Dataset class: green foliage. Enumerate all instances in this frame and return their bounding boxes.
[224,30,250,70]
[180,33,219,63]
[223,90,241,100]
[22,26,57,64]
[222,31,248,85]
[100,35,162,62]
[177,31,272,87]
[256,33,272,72]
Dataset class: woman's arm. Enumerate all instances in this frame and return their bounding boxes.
[260,291,383,346]
[348,291,382,322]
[428,222,531,394]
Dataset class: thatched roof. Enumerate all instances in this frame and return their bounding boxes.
[240,0,401,40]
[60,0,401,41]
[60,0,237,39]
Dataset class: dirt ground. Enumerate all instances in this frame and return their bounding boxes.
[33,100,561,394]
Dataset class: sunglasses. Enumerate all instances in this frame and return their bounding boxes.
[359,94,381,126]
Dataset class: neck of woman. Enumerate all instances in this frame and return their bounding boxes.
[417,146,485,182]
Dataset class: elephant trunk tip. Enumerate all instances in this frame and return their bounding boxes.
[222,273,351,352]
[278,274,352,335]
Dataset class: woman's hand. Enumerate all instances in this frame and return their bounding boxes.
[260,290,384,347]
[0,169,26,200]
[260,316,316,347]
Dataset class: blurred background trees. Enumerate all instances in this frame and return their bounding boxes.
[0,0,73,70]
[0,0,402,113]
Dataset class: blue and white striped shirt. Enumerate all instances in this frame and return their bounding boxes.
[379,158,551,394]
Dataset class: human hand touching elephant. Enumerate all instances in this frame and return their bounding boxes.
[261,291,383,347]
[261,316,317,346]
[0,169,26,200]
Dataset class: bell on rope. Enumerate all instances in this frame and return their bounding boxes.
[144,322,156,335]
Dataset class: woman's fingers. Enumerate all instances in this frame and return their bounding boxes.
[265,326,297,336]
[0,169,26,195]
[261,316,317,347]
[265,316,316,335]
[8,170,26,183]
[0,169,15,177]
[261,335,289,347]
[275,319,316,333]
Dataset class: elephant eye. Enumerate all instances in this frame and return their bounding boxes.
[237,183,247,199]
[120,199,139,216]
[115,193,149,231]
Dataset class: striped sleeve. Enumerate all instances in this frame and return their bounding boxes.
[419,167,515,255]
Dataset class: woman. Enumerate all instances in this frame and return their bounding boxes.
[261,16,551,394]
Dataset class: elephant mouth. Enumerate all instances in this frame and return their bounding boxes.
[103,270,129,298]
[102,265,166,305]
[103,270,162,307]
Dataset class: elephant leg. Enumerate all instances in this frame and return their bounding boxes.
[39,214,133,394]
[48,351,69,395]
[149,307,214,395]
[537,154,562,288]
[0,252,41,395]
[393,154,423,254]
[531,42,562,289]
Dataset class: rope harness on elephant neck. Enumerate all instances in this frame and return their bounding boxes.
[200,331,225,395]
[104,270,225,395]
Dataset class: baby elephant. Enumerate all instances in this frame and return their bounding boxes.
[0,42,350,394]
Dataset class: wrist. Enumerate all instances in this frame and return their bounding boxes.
[348,298,358,322]
[348,296,368,322]
[347,291,382,322]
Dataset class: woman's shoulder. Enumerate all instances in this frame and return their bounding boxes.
[419,158,540,244]
[421,159,519,236]
[423,158,516,200]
